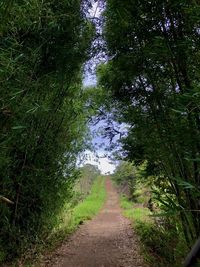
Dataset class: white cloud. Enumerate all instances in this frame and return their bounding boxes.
[98,157,116,174]
[88,1,102,18]
[79,150,116,174]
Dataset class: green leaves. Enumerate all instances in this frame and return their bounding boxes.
[0,0,94,262]
[11,125,27,130]
[101,0,200,249]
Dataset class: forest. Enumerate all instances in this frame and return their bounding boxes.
[0,0,200,266]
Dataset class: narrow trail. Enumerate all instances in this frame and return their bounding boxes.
[39,179,148,267]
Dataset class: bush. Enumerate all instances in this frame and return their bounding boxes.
[120,196,188,267]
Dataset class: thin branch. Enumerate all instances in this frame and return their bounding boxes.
[0,196,14,205]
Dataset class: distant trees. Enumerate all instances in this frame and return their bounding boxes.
[78,164,101,195]
[98,0,200,247]
[112,161,136,197]
[0,0,94,262]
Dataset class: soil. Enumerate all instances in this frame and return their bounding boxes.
[38,179,148,267]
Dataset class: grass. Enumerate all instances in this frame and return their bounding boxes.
[70,175,106,228]
[120,195,187,267]
[16,176,106,266]
[47,175,106,248]
[120,195,156,265]
[48,175,106,236]
[120,195,151,223]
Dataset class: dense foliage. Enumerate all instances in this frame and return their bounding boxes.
[99,0,200,249]
[76,164,101,197]
[0,0,94,262]
[117,161,188,266]
[112,161,136,197]
[72,175,106,226]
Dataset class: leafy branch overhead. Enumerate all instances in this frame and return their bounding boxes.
[99,0,200,249]
[0,0,94,262]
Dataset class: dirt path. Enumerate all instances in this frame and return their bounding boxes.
[39,179,148,267]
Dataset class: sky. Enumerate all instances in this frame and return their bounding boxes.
[81,150,116,174]
[79,118,127,174]
[81,1,118,174]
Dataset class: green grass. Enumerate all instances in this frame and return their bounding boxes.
[132,188,149,204]
[70,176,106,228]
[120,195,187,267]
[120,196,155,265]
[46,176,106,244]
[16,176,106,266]
[120,195,151,223]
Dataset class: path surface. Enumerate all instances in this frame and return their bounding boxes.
[39,179,148,267]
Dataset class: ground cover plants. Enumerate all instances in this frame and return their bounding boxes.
[113,162,188,267]
[9,175,106,266]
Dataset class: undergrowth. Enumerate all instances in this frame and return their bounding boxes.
[120,196,150,222]
[70,175,106,227]
[120,196,187,267]
[12,176,106,266]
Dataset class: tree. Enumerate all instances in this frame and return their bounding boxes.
[0,0,94,261]
[78,164,101,195]
[113,161,136,197]
[99,0,200,247]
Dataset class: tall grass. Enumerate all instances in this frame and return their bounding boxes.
[44,175,106,247]
[70,176,106,228]
[120,195,187,267]
[15,176,106,266]
[120,196,151,223]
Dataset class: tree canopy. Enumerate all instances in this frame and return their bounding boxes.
[98,0,200,247]
[0,0,94,261]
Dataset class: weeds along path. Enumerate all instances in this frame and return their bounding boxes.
[39,179,148,267]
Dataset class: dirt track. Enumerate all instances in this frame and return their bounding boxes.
[39,179,147,267]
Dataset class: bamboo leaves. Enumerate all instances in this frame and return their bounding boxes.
[101,0,200,248]
[0,0,94,262]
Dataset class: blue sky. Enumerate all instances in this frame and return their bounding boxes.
[80,1,118,174]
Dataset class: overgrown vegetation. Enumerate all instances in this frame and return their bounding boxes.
[121,194,188,267]
[111,161,136,197]
[0,0,95,263]
[97,0,200,261]
[113,164,188,266]
[75,164,101,198]
[72,175,106,226]
[17,174,106,266]
[120,196,150,223]
[44,174,106,246]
